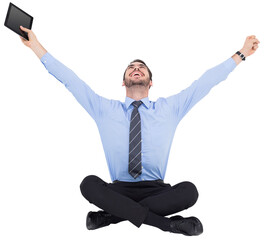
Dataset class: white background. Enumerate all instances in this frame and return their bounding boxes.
[1,0,263,239]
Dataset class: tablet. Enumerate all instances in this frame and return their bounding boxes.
[4,2,33,41]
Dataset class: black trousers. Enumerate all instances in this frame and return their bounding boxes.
[80,175,198,228]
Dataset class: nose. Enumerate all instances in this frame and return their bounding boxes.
[129,68,142,77]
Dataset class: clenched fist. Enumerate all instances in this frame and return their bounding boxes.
[241,35,260,57]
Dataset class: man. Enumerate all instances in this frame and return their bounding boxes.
[20,25,259,236]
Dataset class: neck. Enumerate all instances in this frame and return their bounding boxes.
[126,85,149,101]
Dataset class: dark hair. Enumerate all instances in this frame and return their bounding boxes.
[123,59,152,81]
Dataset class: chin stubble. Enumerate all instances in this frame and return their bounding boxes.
[124,77,150,88]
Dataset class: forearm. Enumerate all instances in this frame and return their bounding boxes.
[172,57,237,120]
[41,52,97,101]
[41,52,104,121]
[198,57,237,89]
[30,41,47,59]
[41,52,79,85]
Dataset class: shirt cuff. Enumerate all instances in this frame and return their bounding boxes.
[40,52,55,68]
[224,57,237,72]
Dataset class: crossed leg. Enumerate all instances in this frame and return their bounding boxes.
[80,175,198,230]
[139,180,198,216]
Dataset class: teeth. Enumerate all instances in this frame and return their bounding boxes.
[133,72,141,77]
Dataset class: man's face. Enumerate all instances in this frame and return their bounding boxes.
[123,62,152,88]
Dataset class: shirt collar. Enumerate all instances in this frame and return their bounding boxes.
[125,96,150,109]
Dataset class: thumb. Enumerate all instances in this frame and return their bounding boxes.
[20,25,30,32]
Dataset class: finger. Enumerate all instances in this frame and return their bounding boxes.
[247,35,256,40]
[251,37,260,43]
[249,38,259,44]
[20,25,30,32]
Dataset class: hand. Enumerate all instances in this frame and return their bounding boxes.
[19,26,47,59]
[19,26,39,49]
[240,35,260,57]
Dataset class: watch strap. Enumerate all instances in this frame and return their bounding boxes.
[236,51,246,61]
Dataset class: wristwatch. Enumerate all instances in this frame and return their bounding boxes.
[236,51,246,61]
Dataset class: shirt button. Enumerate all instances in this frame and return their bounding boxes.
[142,178,145,181]
[44,60,47,63]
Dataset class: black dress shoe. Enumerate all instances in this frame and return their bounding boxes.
[169,215,203,236]
[86,210,112,230]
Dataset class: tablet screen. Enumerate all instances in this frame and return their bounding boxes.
[4,3,33,41]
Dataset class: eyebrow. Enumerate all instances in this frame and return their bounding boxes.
[127,64,146,68]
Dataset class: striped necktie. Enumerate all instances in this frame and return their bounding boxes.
[129,100,143,179]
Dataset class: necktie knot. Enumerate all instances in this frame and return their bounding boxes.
[132,101,143,108]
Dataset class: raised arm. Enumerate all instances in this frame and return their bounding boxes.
[19,26,112,122]
[165,35,260,122]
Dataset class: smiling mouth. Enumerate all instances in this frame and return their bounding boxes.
[130,71,144,77]
[133,74,141,78]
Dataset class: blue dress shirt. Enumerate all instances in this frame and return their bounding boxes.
[41,52,236,182]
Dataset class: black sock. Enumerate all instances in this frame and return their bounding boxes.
[143,211,171,232]
[109,215,126,224]
[101,211,125,224]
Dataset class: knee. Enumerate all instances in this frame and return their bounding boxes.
[80,175,102,197]
[181,181,199,207]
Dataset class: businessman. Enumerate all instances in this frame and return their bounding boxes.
[20,25,259,236]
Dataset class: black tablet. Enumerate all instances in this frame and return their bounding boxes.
[4,2,33,41]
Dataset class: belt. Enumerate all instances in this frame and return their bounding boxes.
[113,179,163,183]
